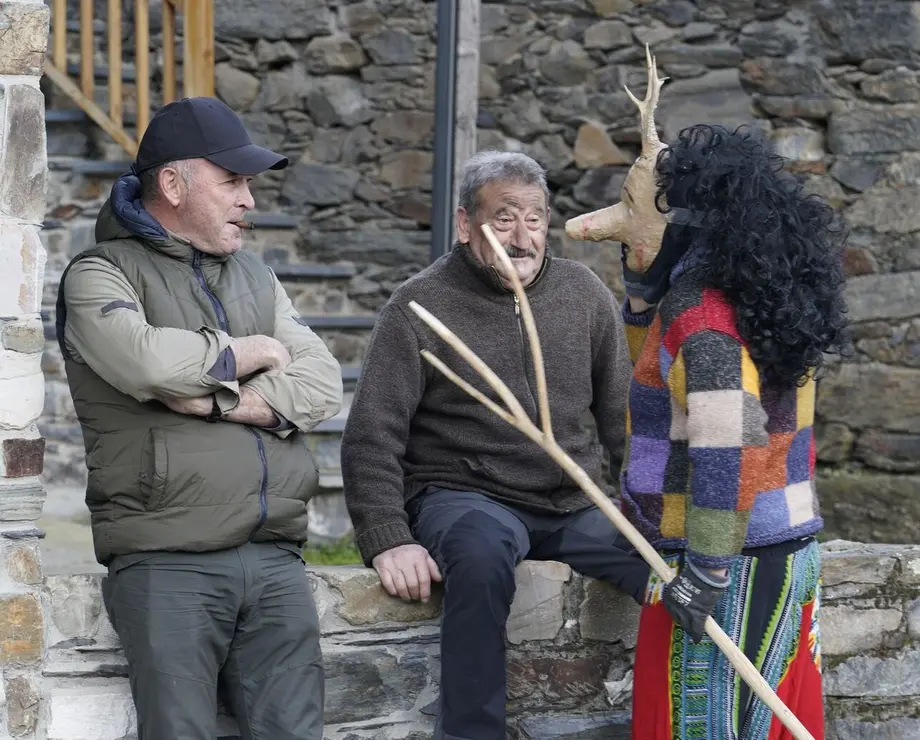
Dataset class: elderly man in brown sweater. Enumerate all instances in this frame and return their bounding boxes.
[341,151,649,740]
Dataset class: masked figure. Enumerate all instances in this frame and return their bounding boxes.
[566,46,849,740]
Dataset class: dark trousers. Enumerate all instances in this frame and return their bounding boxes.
[102,541,324,740]
[409,488,650,740]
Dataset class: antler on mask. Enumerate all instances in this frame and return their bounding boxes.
[626,44,667,158]
[564,45,670,251]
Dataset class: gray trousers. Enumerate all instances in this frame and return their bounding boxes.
[102,541,323,740]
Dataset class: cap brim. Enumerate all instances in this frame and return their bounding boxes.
[206,143,288,176]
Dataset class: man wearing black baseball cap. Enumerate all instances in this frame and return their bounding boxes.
[132,95,289,176]
[55,97,342,739]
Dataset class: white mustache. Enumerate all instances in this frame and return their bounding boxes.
[506,246,537,258]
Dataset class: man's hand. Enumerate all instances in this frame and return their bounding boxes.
[662,560,729,643]
[372,544,443,603]
[230,335,292,377]
[158,395,212,417]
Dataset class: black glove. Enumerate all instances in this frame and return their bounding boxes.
[662,559,729,643]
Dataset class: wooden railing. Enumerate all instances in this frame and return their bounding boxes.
[43,0,215,157]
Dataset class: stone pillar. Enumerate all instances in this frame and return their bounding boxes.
[0,2,50,739]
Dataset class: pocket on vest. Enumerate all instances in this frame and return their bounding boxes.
[139,428,169,510]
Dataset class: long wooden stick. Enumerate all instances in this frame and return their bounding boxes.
[406,223,815,740]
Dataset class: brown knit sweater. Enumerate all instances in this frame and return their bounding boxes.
[341,244,632,565]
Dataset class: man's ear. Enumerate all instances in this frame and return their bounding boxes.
[456,206,471,244]
[158,165,186,208]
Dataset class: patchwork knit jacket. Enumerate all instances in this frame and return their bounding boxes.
[620,271,823,568]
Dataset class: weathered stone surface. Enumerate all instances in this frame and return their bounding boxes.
[5,674,39,735]
[46,684,136,740]
[830,718,920,740]
[738,17,801,57]
[506,561,569,644]
[740,58,838,98]
[339,1,384,35]
[508,651,614,704]
[281,163,360,206]
[843,273,920,323]
[0,593,42,663]
[657,43,742,69]
[306,76,373,127]
[579,579,640,648]
[815,423,855,463]
[657,69,753,141]
[362,28,419,65]
[588,0,635,16]
[214,0,332,39]
[0,83,46,222]
[305,35,367,74]
[818,363,920,432]
[0,318,43,354]
[540,41,595,86]
[379,150,433,190]
[909,597,920,640]
[584,20,632,50]
[0,1,47,75]
[825,650,920,696]
[253,63,309,111]
[254,39,298,67]
[0,478,44,521]
[214,63,261,111]
[811,0,920,63]
[830,156,890,192]
[855,430,920,472]
[528,135,575,175]
[818,473,920,544]
[323,646,431,723]
[315,567,441,626]
[371,111,435,146]
[770,126,825,163]
[6,542,41,585]
[517,710,631,739]
[829,105,920,155]
[820,546,898,599]
[862,68,920,103]
[45,574,103,641]
[648,0,697,27]
[1,437,44,478]
[821,605,903,656]
[841,246,878,276]
[573,166,627,209]
[574,122,631,168]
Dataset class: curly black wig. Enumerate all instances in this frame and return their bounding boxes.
[654,123,851,387]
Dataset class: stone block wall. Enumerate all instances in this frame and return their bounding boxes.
[34,542,920,739]
[37,0,920,542]
[0,1,51,738]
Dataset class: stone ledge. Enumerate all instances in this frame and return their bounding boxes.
[35,542,920,739]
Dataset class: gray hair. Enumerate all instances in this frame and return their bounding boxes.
[457,150,550,216]
[138,159,192,204]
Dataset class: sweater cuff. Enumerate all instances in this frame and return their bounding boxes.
[621,297,656,327]
[356,521,418,567]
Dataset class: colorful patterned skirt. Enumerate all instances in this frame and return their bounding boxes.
[631,537,824,740]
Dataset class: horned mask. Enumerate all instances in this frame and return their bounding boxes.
[565,46,671,276]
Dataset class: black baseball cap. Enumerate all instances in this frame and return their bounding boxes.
[132,97,288,176]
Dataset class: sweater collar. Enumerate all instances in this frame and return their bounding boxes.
[449,242,552,298]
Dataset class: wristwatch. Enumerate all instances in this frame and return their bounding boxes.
[205,394,222,423]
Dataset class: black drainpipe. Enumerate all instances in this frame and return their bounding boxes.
[429,0,459,264]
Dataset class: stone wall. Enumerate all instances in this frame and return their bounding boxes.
[35,542,920,739]
[37,0,920,544]
[0,1,50,739]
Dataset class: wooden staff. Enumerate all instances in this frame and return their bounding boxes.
[406,223,815,740]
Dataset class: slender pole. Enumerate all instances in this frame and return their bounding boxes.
[429,0,459,264]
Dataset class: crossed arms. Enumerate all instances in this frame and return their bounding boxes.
[62,257,343,433]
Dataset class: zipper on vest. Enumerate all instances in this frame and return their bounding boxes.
[513,295,538,416]
[247,428,269,539]
[192,250,230,333]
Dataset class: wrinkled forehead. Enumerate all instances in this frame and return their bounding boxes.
[475,179,548,213]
